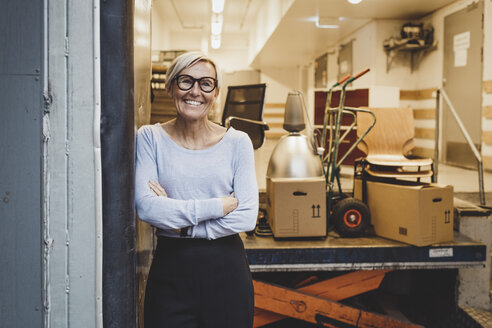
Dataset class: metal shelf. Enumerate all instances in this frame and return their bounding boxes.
[384,42,437,73]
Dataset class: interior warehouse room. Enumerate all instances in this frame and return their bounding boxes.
[2,0,492,327]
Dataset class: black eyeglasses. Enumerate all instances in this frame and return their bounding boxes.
[175,75,217,93]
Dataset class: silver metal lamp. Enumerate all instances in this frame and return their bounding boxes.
[267,91,322,179]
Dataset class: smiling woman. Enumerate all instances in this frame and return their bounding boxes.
[135,51,258,328]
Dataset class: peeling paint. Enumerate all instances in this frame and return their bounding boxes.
[42,113,50,142]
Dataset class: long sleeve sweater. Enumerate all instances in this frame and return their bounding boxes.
[135,123,259,240]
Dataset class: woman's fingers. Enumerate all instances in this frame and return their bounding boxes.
[221,193,238,216]
[148,181,159,196]
[148,180,168,197]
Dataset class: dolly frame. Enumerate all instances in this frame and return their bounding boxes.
[318,69,376,235]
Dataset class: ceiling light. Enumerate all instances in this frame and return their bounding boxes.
[316,17,339,29]
[212,0,225,14]
[211,14,223,35]
[347,0,363,4]
[211,35,221,49]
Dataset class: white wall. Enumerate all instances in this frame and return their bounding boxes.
[482,0,492,160]
[306,0,492,164]
[249,0,295,63]
[312,19,421,93]
[374,20,416,89]
[151,7,170,50]
[261,67,300,103]
[308,0,487,93]
[484,0,492,82]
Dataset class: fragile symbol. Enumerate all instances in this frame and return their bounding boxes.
[312,204,321,218]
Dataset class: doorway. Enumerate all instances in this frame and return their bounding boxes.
[442,1,483,168]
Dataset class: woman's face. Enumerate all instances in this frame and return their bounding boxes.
[171,60,219,122]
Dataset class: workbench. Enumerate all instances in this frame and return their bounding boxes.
[242,231,486,272]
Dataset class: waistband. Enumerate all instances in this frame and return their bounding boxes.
[157,233,240,245]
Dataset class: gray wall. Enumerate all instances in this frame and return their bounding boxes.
[0,1,43,326]
[1,0,101,327]
[45,0,100,327]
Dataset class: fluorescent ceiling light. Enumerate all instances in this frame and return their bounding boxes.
[212,0,225,13]
[347,0,363,4]
[211,14,223,35]
[316,17,339,29]
[211,35,221,49]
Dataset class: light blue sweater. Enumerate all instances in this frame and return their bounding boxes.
[135,123,258,240]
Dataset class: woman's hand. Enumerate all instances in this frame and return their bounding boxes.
[148,180,168,197]
[221,192,238,216]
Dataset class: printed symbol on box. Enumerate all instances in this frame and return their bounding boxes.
[399,227,407,235]
[444,210,451,224]
[312,204,320,218]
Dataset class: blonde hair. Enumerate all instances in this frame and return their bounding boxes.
[165,51,221,95]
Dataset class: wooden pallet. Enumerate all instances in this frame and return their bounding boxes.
[254,270,422,328]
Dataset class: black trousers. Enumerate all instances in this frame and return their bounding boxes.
[144,234,254,328]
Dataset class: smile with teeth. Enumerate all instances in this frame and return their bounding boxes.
[184,99,202,106]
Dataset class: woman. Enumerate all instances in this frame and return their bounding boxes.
[135,51,258,328]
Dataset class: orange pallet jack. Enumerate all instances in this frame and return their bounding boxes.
[253,270,422,328]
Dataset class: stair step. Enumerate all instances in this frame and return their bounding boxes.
[264,111,284,118]
[267,122,283,129]
[265,130,288,139]
[264,103,285,109]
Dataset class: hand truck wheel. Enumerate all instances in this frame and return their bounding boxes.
[332,197,370,237]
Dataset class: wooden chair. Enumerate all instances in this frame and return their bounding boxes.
[356,107,433,178]
[221,83,269,149]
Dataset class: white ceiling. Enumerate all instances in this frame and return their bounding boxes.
[153,0,458,68]
[153,0,263,33]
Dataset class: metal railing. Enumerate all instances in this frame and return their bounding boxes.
[437,88,485,206]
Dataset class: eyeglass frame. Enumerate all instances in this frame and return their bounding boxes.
[174,74,218,93]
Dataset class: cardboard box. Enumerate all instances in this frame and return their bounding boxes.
[266,177,326,238]
[354,178,453,246]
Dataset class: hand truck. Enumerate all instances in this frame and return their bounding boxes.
[318,68,376,237]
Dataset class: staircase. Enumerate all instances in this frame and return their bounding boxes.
[263,103,287,139]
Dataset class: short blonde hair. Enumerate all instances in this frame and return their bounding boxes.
[165,51,221,95]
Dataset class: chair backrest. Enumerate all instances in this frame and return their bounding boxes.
[357,107,415,157]
[221,83,267,149]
